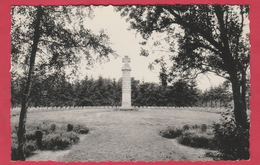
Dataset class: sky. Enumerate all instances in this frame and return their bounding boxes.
[69,5,226,91]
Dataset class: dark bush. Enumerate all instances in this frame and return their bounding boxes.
[192,124,198,129]
[49,123,57,132]
[25,140,37,155]
[79,128,89,134]
[159,124,216,151]
[177,134,191,145]
[183,124,190,131]
[213,109,250,160]
[63,132,80,143]
[159,127,183,139]
[42,132,79,150]
[177,133,215,149]
[73,124,89,134]
[42,134,69,150]
[25,131,37,141]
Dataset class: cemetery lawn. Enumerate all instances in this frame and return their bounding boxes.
[11,108,221,162]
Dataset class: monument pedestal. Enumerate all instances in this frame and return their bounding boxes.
[117,106,138,111]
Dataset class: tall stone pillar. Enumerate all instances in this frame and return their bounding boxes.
[121,56,132,109]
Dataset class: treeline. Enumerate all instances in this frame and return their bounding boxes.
[200,81,233,107]
[11,72,232,108]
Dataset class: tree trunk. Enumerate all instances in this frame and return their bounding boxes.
[241,70,247,109]
[17,6,43,161]
[230,72,248,129]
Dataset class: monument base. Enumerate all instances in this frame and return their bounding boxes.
[115,107,138,111]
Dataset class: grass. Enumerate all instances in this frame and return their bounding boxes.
[11,121,89,160]
[11,108,221,161]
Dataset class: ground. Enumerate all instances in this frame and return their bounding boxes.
[11,108,221,162]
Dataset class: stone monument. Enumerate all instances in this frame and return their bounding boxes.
[120,56,135,110]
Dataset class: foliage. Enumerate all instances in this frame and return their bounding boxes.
[11,6,115,75]
[182,124,190,131]
[11,72,236,109]
[73,124,90,134]
[11,5,116,160]
[24,130,37,141]
[42,132,79,150]
[117,5,249,81]
[160,124,215,150]
[160,115,250,160]
[11,140,37,161]
[212,109,250,160]
[170,79,199,106]
[11,122,86,160]
[177,133,215,150]
[12,74,203,107]
[117,5,250,128]
[49,123,57,132]
[200,81,233,107]
[159,126,183,139]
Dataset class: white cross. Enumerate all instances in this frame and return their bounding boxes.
[122,56,130,64]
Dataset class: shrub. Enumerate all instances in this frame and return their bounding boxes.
[25,131,37,141]
[49,123,57,132]
[42,132,79,150]
[42,133,70,150]
[177,134,191,145]
[183,124,190,131]
[25,140,37,156]
[73,124,89,134]
[159,124,216,150]
[213,109,250,160]
[177,132,215,149]
[193,124,198,129]
[63,132,80,143]
[11,122,84,160]
[78,128,89,134]
[159,126,183,139]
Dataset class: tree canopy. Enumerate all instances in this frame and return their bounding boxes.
[117,5,250,128]
[11,5,116,160]
[11,5,116,77]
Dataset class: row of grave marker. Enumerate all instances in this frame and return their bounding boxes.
[11,106,226,111]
